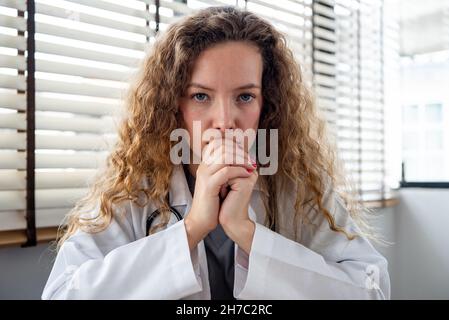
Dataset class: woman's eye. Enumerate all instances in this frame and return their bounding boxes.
[191,93,209,102]
[238,93,254,103]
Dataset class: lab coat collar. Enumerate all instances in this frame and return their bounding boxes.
[168,165,269,208]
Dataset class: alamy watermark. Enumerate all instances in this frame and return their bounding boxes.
[365,264,381,290]
[170,121,278,175]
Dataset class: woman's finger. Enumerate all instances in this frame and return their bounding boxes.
[203,141,255,173]
[209,166,252,190]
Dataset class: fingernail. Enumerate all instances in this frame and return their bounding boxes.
[250,157,257,167]
[247,169,253,173]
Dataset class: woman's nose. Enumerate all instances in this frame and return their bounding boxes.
[212,97,236,131]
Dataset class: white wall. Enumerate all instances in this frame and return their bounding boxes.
[391,188,449,299]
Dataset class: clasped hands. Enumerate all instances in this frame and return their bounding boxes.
[184,137,258,255]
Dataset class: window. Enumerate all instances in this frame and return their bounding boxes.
[402,102,448,182]
[397,0,449,185]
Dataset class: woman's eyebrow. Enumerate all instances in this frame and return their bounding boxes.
[188,83,261,91]
[235,83,261,90]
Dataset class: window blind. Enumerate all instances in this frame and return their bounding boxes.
[334,0,390,201]
[311,0,338,135]
[0,0,28,233]
[0,0,153,242]
[0,0,394,243]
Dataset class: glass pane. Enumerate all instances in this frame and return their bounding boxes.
[425,103,442,123]
[403,131,420,150]
[425,130,443,149]
[402,105,419,123]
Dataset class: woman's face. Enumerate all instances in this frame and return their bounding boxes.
[178,41,263,156]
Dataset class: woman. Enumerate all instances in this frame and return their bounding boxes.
[42,6,390,300]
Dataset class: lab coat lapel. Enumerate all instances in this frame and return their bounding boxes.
[168,165,211,299]
[169,165,192,211]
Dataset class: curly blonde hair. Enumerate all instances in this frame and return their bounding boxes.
[57,6,373,250]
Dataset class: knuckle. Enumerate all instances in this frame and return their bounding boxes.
[222,166,230,176]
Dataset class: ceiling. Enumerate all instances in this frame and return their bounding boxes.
[400,0,448,21]
[399,0,449,56]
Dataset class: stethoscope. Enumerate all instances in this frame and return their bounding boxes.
[145,195,183,236]
[145,197,276,236]
[145,165,276,236]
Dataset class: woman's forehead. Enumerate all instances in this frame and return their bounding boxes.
[189,42,263,88]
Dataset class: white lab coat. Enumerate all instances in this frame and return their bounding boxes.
[42,165,390,300]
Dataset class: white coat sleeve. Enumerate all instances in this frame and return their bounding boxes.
[233,188,391,300]
[42,219,202,299]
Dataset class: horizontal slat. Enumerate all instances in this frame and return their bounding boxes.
[158,14,184,27]
[0,132,25,150]
[248,0,308,19]
[36,208,69,228]
[36,133,115,151]
[314,38,337,52]
[314,62,337,75]
[0,113,25,130]
[252,9,309,33]
[36,40,140,67]
[38,188,84,208]
[0,74,26,91]
[339,147,383,154]
[36,95,117,116]
[338,125,383,133]
[0,210,25,231]
[36,78,124,99]
[318,0,335,7]
[315,86,336,99]
[0,34,26,51]
[159,0,193,15]
[0,151,25,169]
[36,59,130,82]
[0,92,25,110]
[0,190,24,211]
[36,114,116,134]
[340,157,383,165]
[344,162,384,171]
[66,0,150,20]
[339,113,382,122]
[36,170,96,189]
[314,27,337,42]
[317,97,335,109]
[0,14,26,31]
[0,188,88,211]
[314,51,337,64]
[2,113,116,136]
[313,3,335,18]
[36,2,151,36]
[0,170,25,190]
[37,152,107,169]
[0,151,107,169]
[314,74,336,87]
[1,93,119,115]
[337,125,382,133]
[0,0,26,11]
[0,169,97,190]
[290,40,312,53]
[314,14,336,30]
[36,22,145,51]
[0,54,26,70]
